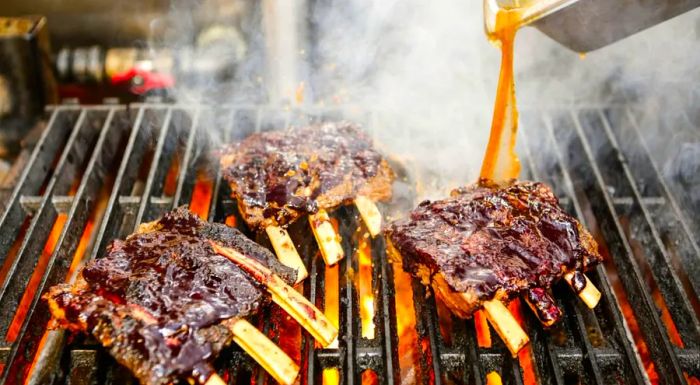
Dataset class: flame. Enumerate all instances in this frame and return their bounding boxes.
[474,310,492,348]
[435,298,453,345]
[355,230,375,339]
[189,173,213,219]
[268,285,303,376]
[610,271,700,384]
[162,156,181,196]
[225,215,237,227]
[323,368,339,385]
[64,221,94,281]
[324,261,340,348]
[323,242,340,385]
[651,285,684,348]
[392,263,422,383]
[486,371,503,385]
[0,221,30,289]
[361,369,379,385]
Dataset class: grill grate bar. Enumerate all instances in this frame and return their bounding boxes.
[565,296,606,384]
[374,235,400,382]
[90,106,148,260]
[0,104,697,384]
[554,108,686,383]
[338,209,359,385]
[0,106,129,384]
[0,109,94,337]
[618,107,700,311]
[410,280,441,384]
[19,195,81,216]
[171,108,202,208]
[594,109,700,346]
[524,109,649,384]
[206,108,234,223]
[132,107,174,228]
[0,107,80,263]
[523,114,610,385]
[306,239,324,385]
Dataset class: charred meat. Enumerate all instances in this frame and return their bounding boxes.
[45,207,295,385]
[385,181,602,320]
[220,121,394,229]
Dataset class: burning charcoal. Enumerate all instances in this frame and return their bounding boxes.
[385,181,603,355]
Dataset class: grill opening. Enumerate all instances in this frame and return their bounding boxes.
[0,103,697,385]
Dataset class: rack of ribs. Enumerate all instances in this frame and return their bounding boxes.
[45,207,337,385]
[220,121,395,274]
[385,181,602,355]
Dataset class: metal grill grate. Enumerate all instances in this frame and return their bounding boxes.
[0,103,697,385]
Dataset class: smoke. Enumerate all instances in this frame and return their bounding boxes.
[157,1,700,203]
[307,0,700,200]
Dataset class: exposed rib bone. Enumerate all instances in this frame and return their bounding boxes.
[354,196,382,237]
[564,271,601,309]
[266,225,308,283]
[225,318,299,385]
[308,209,344,265]
[479,298,530,356]
[210,241,339,347]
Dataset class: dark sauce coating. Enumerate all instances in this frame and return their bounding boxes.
[570,271,587,294]
[220,121,394,229]
[47,207,295,385]
[386,181,601,313]
[48,285,229,385]
[526,288,563,325]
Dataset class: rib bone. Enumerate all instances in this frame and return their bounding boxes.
[480,298,530,357]
[564,271,601,309]
[309,209,344,265]
[210,241,339,347]
[354,196,382,237]
[266,225,308,283]
[226,318,299,385]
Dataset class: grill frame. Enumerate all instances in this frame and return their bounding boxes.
[0,102,696,384]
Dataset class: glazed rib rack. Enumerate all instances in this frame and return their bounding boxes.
[0,102,697,384]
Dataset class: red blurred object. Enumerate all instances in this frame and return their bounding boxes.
[110,68,174,95]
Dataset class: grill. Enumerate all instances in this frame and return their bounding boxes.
[0,102,697,385]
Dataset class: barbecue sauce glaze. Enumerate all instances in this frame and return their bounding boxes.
[386,181,602,316]
[220,121,394,230]
[47,208,295,385]
[480,8,523,183]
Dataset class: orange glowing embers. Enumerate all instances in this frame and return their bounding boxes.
[5,214,67,342]
[189,172,214,219]
[162,155,181,197]
[607,259,700,384]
